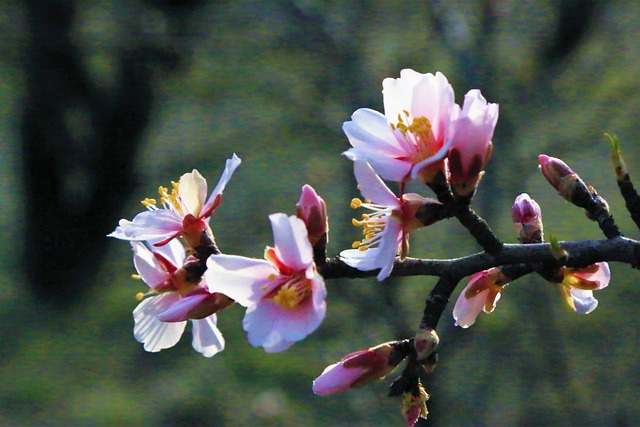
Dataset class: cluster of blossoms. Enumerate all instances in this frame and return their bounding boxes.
[110,155,329,357]
[341,70,499,280]
[109,69,622,426]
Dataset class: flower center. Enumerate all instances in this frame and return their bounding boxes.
[272,273,312,310]
[391,111,434,164]
[350,198,396,251]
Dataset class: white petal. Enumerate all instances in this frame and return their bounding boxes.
[131,242,168,287]
[353,161,399,207]
[344,109,405,156]
[133,293,186,352]
[205,254,275,306]
[270,214,313,271]
[570,289,599,314]
[202,154,242,214]
[191,316,225,357]
[178,169,208,217]
[340,248,381,271]
[109,210,183,241]
[373,221,402,281]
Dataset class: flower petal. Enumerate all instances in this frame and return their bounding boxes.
[312,362,368,396]
[131,242,169,287]
[133,293,186,352]
[205,254,275,306]
[178,169,208,218]
[270,214,313,272]
[573,262,611,290]
[191,316,225,357]
[353,161,399,207]
[201,154,242,216]
[109,210,183,241]
[569,288,599,314]
[453,287,491,328]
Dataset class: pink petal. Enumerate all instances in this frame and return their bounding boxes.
[312,363,367,395]
[157,292,211,322]
[353,161,400,207]
[270,214,313,272]
[205,254,275,307]
[574,262,610,290]
[453,287,491,328]
[131,242,169,287]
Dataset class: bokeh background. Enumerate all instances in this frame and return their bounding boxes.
[1,1,639,426]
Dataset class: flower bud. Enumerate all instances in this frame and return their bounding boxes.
[296,184,328,246]
[312,342,402,396]
[538,154,587,202]
[413,328,439,361]
[511,193,543,243]
[448,90,499,199]
[558,262,610,314]
[157,287,234,322]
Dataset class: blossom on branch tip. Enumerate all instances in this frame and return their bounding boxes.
[343,70,456,183]
[108,154,241,247]
[401,383,430,426]
[511,193,543,243]
[204,213,326,353]
[453,267,508,328]
[339,161,427,281]
[130,240,225,357]
[312,342,400,396]
[447,89,499,198]
[296,184,328,246]
[558,262,610,314]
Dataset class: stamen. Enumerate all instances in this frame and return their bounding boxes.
[131,274,142,280]
[272,274,311,310]
[140,198,156,208]
[351,198,362,209]
[135,290,158,301]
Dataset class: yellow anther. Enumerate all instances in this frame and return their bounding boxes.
[362,214,370,220]
[268,273,277,280]
[131,274,142,280]
[350,198,362,209]
[365,232,376,240]
[140,198,156,208]
[135,292,144,301]
[358,245,369,251]
[171,181,179,191]
[352,241,361,249]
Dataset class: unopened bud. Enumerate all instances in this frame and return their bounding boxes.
[511,193,543,243]
[538,154,587,202]
[296,184,328,246]
[414,328,439,361]
[606,133,627,181]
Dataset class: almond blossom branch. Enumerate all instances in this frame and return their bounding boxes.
[321,237,640,280]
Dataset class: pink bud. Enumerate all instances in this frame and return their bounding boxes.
[511,193,543,243]
[157,288,234,322]
[312,342,398,395]
[448,90,499,197]
[296,185,328,246]
[538,154,584,201]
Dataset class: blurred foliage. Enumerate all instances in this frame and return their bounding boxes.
[1,0,639,425]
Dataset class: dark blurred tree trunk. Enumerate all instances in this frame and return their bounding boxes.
[20,0,187,305]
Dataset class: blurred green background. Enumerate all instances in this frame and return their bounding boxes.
[1,1,638,426]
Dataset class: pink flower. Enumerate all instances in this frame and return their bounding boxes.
[447,90,499,197]
[109,154,241,247]
[296,184,328,246]
[205,213,326,353]
[343,70,456,183]
[453,268,507,328]
[130,240,225,357]
[312,343,398,395]
[559,262,610,314]
[340,161,427,281]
